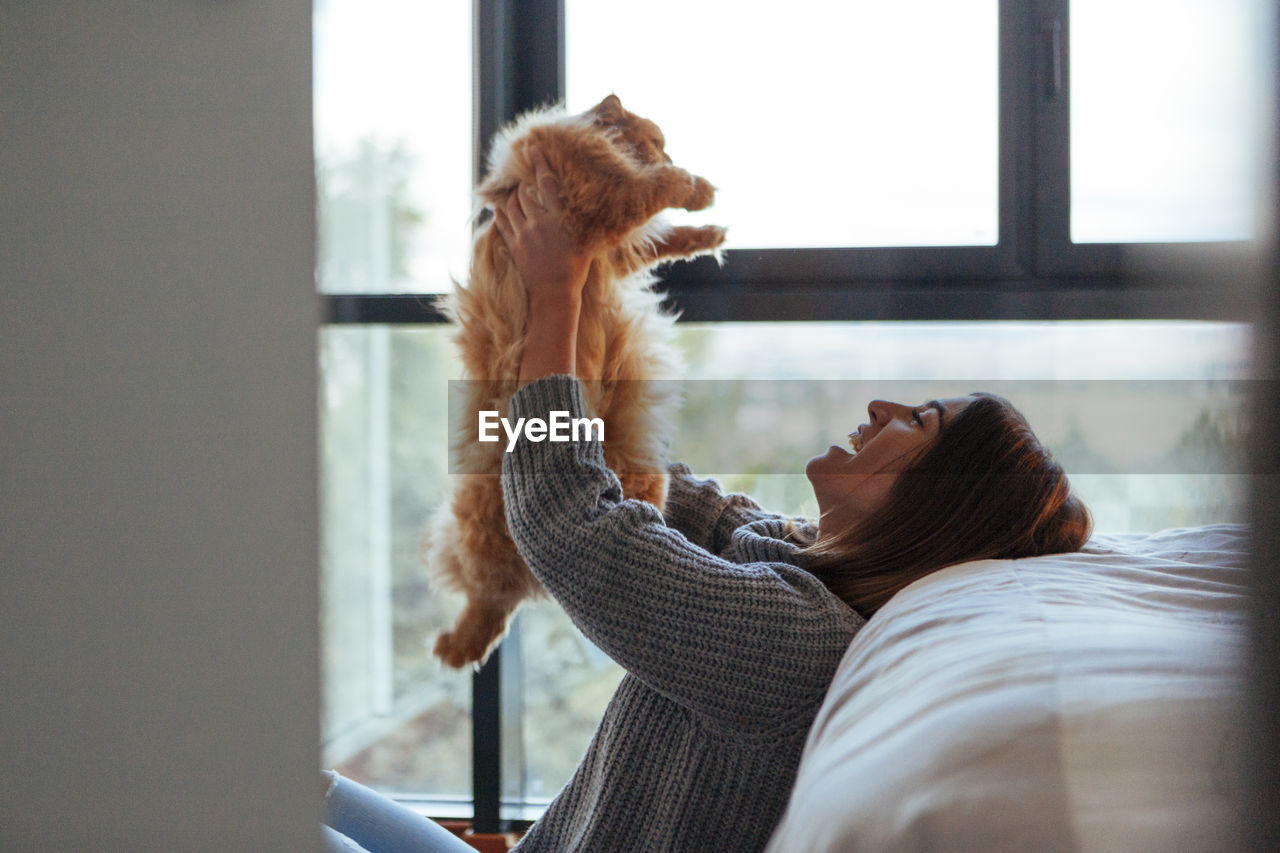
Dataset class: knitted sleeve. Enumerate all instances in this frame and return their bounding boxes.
[500,376,856,731]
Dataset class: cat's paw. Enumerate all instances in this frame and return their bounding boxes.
[683,175,716,212]
[683,224,727,256]
[433,629,486,670]
[703,225,728,249]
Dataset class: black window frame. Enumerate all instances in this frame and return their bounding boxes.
[321,0,1258,831]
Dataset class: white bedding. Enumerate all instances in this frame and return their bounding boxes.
[766,524,1250,853]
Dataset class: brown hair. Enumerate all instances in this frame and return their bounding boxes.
[802,393,1092,617]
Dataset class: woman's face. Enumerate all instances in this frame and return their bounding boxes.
[806,396,973,531]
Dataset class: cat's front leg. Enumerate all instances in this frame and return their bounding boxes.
[652,167,715,212]
[571,163,718,250]
[643,224,727,264]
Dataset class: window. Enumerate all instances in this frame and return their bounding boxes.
[566,0,999,249]
[315,0,472,813]
[314,0,471,295]
[320,326,471,811]
[1069,0,1265,244]
[317,0,1267,830]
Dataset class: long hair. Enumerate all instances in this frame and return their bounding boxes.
[802,393,1092,617]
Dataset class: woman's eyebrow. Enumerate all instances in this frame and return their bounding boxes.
[927,399,946,427]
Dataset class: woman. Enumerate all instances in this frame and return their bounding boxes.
[322,150,1091,853]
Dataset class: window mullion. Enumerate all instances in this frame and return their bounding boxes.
[1032,0,1072,274]
[999,0,1035,278]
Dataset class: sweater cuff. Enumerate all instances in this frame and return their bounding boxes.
[502,375,609,488]
[508,374,584,422]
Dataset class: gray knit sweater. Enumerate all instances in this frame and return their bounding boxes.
[502,376,865,853]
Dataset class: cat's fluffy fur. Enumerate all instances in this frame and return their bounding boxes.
[424,95,727,668]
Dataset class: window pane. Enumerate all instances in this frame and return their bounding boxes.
[566,1,998,249]
[320,326,471,809]
[314,1,471,294]
[510,600,624,817]
[667,321,1250,531]
[1070,0,1268,243]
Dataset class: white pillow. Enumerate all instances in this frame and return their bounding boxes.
[766,524,1249,853]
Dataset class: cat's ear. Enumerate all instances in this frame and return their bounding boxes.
[591,94,625,123]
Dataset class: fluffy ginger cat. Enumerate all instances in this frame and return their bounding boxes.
[424,94,726,669]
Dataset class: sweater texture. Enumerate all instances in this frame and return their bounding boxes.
[501,376,864,852]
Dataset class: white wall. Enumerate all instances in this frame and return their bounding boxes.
[1,2,320,850]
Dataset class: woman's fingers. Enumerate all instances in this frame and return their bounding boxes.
[492,205,512,243]
[528,146,563,215]
[520,182,545,214]
[493,185,541,250]
[493,145,567,254]
[505,185,527,226]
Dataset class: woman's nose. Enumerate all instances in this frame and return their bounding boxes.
[869,400,911,424]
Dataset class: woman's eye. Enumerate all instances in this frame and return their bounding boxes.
[912,408,923,426]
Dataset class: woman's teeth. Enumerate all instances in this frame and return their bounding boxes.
[848,432,864,453]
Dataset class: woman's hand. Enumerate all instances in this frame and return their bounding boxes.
[493,146,591,384]
[493,146,591,313]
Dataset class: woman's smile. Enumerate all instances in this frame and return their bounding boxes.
[807,396,975,532]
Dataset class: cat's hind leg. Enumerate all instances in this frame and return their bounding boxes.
[433,590,523,670]
[431,474,540,668]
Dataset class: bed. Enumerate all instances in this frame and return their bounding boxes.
[765,523,1250,853]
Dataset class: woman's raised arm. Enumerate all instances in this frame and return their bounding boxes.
[492,145,591,385]
[500,377,861,732]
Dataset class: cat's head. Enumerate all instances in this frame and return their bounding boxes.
[588,94,673,166]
